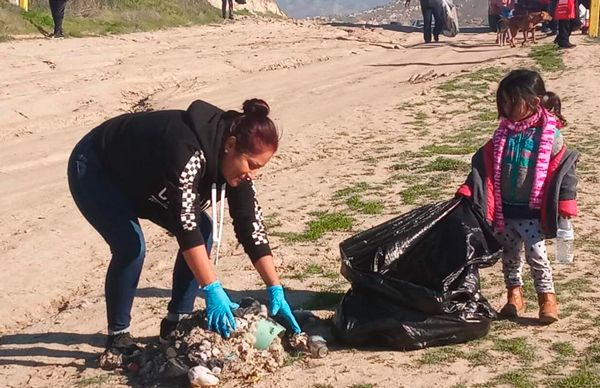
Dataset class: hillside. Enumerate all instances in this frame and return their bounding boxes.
[0,0,284,39]
[344,0,489,26]
[276,0,489,26]
[205,0,285,16]
[277,0,392,18]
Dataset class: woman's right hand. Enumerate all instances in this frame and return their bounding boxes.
[202,281,239,338]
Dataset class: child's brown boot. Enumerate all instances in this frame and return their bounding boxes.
[499,286,525,317]
[538,292,558,325]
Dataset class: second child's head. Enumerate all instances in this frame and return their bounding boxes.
[496,69,565,124]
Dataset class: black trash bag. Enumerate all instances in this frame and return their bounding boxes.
[332,197,502,350]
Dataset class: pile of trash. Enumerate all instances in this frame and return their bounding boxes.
[99,298,329,386]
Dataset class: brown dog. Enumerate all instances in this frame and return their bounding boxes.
[497,18,512,47]
[504,11,553,48]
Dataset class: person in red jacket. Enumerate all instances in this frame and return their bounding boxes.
[554,0,577,47]
[458,70,578,325]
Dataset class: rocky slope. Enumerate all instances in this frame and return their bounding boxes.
[206,0,286,16]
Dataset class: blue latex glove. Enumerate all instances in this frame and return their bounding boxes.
[202,281,239,338]
[267,285,302,334]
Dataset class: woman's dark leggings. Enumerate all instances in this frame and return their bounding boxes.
[67,134,212,333]
[49,0,67,35]
[222,0,233,18]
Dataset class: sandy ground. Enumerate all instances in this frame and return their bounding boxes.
[1,17,599,388]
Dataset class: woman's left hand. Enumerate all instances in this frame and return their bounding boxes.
[267,285,302,334]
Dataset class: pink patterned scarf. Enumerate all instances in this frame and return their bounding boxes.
[492,107,558,231]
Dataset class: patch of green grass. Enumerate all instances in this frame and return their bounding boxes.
[550,368,600,388]
[400,184,438,205]
[275,212,353,242]
[477,110,498,122]
[264,212,282,229]
[576,310,592,320]
[423,157,470,172]
[418,347,465,365]
[16,0,222,38]
[306,264,324,275]
[450,384,468,388]
[284,352,306,367]
[346,195,385,214]
[302,291,344,310]
[496,370,536,388]
[438,67,505,95]
[323,271,339,280]
[349,385,376,388]
[493,319,521,333]
[334,182,371,199]
[414,111,428,121]
[421,143,479,155]
[234,8,252,16]
[530,44,565,72]
[466,349,495,367]
[552,342,576,357]
[493,337,536,363]
[560,303,580,318]
[440,122,493,150]
[75,374,112,387]
[521,273,537,303]
[585,343,600,364]
[556,278,593,295]
[0,2,38,36]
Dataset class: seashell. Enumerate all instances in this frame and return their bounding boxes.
[188,365,219,387]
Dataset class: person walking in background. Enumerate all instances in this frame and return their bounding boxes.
[49,0,67,38]
[458,70,579,325]
[406,0,444,43]
[222,0,234,19]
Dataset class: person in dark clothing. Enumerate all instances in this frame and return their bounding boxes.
[406,0,444,43]
[513,0,547,14]
[553,0,577,48]
[49,0,67,38]
[222,0,234,19]
[68,98,301,354]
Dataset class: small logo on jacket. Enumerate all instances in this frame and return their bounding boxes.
[149,187,169,209]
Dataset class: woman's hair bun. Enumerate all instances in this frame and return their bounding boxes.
[242,98,270,118]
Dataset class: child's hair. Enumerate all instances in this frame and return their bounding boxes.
[496,69,566,124]
[541,91,566,125]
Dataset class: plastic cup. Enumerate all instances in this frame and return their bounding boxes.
[254,318,285,350]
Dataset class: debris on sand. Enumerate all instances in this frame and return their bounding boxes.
[98,298,331,386]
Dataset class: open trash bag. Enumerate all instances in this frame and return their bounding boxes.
[333,197,502,350]
[441,0,460,37]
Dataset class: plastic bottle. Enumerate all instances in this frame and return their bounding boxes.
[555,217,574,264]
[307,335,328,358]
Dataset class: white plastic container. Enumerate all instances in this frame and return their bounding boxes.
[555,217,574,264]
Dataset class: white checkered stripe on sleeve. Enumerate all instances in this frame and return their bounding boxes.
[179,150,206,231]
[250,181,269,245]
